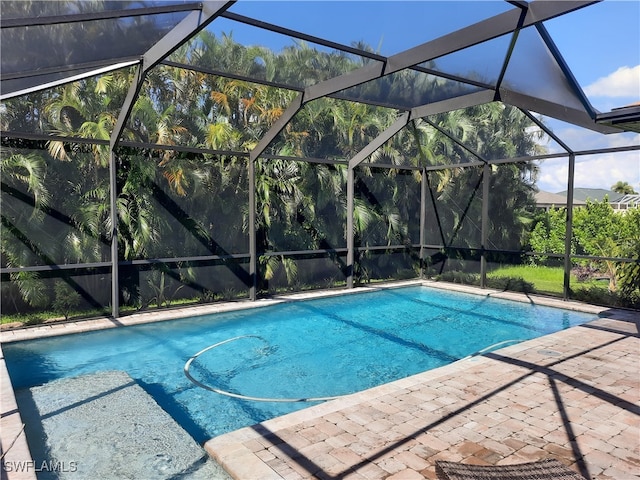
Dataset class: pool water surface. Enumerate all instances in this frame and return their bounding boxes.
[4,286,596,443]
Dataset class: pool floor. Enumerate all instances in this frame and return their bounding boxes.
[17,371,229,480]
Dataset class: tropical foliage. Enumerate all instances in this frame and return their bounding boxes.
[2,30,554,318]
[529,200,640,306]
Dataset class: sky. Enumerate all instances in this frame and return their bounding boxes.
[223,0,640,193]
[537,1,640,193]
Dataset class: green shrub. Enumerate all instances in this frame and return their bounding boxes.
[436,271,480,285]
[486,276,535,294]
[52,282,81,320]
[571,285,639,310]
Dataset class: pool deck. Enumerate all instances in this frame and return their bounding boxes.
[1,281,639,479]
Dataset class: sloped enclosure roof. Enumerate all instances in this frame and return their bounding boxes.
[1,1,639,321]
[1,0,639,138]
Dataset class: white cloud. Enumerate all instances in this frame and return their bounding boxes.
[584,65,640,98]
[537,152,640,193]
[534,124,640,193]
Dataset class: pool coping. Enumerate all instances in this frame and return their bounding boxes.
[0,280,631,479]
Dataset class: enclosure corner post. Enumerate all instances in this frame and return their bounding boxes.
[346,166,355,289]
[248,158,257,301]
[419,167,427,279]
[109,150,120,319]
[563,153,576,300]
[480,163,490,288]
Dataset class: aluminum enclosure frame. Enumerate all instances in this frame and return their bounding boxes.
[1,0,639,319]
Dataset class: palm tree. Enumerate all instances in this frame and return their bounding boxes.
[1,152,51,309]
[611,181,637,195]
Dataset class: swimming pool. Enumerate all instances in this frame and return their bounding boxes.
[4,285,596,444]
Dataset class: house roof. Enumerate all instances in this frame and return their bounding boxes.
[556,188,625,203]
[596,103,640,134]
[535,190,586,208]
[611,194,640,206]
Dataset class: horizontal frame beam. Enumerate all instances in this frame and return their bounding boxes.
[0,3,203,28]
[4,132,636,166]
[499,89,621,134]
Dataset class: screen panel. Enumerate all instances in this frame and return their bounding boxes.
[1,141,111,267]
[258,253,348,295]
[487,163,538,252]
[171,17,373,89]
[116,148,248,261]
[337,70,483,111]
[260,160,346,253]
[2,11,191,97]
[124,66,298,152]
[264,97,399,161]
[125,260,250,309]
[423,165,484,249]
[355,249,418,284]
[1,269,112,320]
[354,166,420,248]
[227,1,513,58]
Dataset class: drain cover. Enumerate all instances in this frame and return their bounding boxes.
[538,349,562,356]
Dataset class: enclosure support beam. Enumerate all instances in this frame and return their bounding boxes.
[346,167,355,289]
[481,163,490,288]
[500,89,620,134]
[110,65,144,152]
[563,154,577,300]
[253,2,592,160]
[250,94,303,163]
[348,113,410,169]
[110,1,234,150]
[248,159,257,300]
[104,1,233,317]
[423,116,488,164]
[419,168,427,279]
[344,112,411,288]
[384,2,594,75]
[250,2,593,171]
[521,109,576,300]
[109,151,119,319]
[519,109,574,153]
[305,62,384,104]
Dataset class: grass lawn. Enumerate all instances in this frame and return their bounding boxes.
[488,264,609,296]
[487,265,565,294]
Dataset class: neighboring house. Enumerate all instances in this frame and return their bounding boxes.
[555,188,640,212]
[535,190,586,211]
[609,194,640,211]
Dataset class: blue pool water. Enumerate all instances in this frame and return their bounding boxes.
[4,286,596,443]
